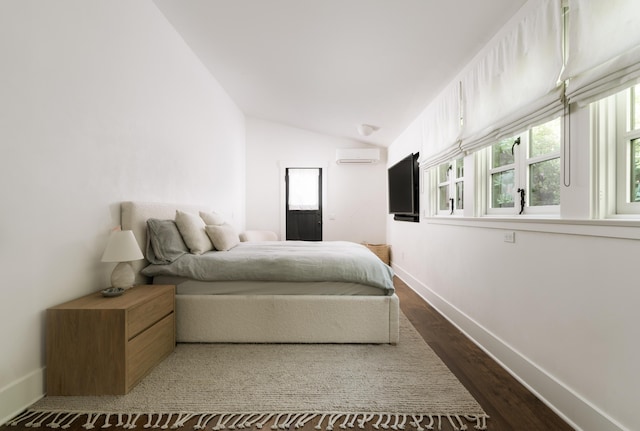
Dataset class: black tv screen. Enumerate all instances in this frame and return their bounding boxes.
[388,153,419,222]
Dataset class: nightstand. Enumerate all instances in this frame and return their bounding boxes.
[46,284,175,395]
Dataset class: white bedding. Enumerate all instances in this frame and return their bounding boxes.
[142,240,394,295]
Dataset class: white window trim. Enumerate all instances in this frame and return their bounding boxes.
[454,164,464,215]
[591,96,617,219]
[615,88,640,214]
[484,123,561,217]
[486,137,519,216]
[436,163,452,216]
[424,215,640,241]
[524,138,562,216]
[592,87,640,219]
[434,159,464,216]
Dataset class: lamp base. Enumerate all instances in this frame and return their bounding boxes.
[110,262,135,289]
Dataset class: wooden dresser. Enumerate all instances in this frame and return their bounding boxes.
[46,284,175,395]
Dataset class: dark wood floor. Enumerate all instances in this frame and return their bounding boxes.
[2,277,573,431]
[394,277,574,431]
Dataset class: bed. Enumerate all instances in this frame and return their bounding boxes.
[121,201,400,344]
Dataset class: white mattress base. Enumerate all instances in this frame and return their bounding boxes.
[154,276,386,296]
[176,293,400,344]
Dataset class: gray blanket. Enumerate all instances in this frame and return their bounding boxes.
[141,241,394,295]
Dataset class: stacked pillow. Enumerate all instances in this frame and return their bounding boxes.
[174,210,215,254]
[204,223,240,251]
[199,210,225,226]
[146,209,240,263]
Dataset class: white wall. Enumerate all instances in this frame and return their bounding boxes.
[388,104,639,430]
[0,1,245,423]
[246,118,387,243]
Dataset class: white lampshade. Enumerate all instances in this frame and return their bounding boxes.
[101,230,144,263]
[101,230,144,289]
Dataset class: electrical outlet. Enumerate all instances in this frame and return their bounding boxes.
[503,231,515,243]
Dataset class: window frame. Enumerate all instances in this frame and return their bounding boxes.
[435,158,464,216]
[486,136,518,216]
[484,118,562,217]
[615,85,640,215]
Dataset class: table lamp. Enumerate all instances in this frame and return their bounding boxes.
[101,229,144,289]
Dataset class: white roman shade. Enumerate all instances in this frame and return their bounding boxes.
[459,0,564,154]
[419,81,461,169]
[562,0,640,105]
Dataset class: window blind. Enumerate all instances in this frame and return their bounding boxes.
[459,0,564,155]
[562,0,640,105]
[419,81,461,169]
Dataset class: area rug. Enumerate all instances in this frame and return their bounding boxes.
[10,314,488,430]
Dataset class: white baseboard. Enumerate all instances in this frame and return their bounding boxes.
[393,264,628,431]
[0,367,45,426]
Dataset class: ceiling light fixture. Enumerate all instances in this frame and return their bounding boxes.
[357,124,380,137]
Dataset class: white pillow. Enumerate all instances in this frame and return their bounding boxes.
[205,223,240,251]
[199,210,225,226]
[175,210,214,254]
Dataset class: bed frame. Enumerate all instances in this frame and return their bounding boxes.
[121,201,400,344]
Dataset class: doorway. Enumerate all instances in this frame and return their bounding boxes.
[285,167,322,241]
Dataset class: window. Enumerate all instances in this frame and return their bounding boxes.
[485,117,561,215]
[489,138,516,210]
[615,84,640,214]
[436,157,464,215]
[287,168,320,210]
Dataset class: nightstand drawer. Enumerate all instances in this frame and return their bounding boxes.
[127,288,174,339]
[127,312,175,391]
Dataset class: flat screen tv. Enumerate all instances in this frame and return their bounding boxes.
[388,153,419,222]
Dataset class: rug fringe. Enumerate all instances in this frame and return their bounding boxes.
[7,411,489,431]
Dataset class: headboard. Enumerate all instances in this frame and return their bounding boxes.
[120,201,211,284]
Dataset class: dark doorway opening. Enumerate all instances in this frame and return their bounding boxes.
[285,167,322,241]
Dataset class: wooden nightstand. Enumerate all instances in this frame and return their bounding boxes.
[46,284,175,395]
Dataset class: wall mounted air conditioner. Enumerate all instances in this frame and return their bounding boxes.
[335,148,381,165]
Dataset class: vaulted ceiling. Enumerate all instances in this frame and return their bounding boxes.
[154,0,527,146]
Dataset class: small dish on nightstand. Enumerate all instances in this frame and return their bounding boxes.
[101,287,125,297]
